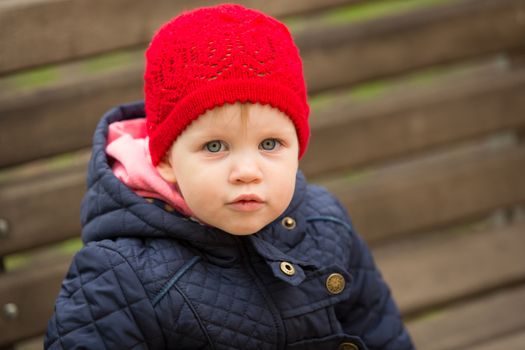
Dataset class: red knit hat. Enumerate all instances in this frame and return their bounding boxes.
[144,4,310,165]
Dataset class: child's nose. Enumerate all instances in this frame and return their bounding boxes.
[229,155,263,184]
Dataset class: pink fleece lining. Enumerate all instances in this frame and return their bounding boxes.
[106,118,193,217]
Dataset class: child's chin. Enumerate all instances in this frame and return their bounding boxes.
[221,223,265,236]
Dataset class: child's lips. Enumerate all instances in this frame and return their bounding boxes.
[227,194,264,212]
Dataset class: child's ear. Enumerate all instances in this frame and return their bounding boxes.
[156,160,177,183]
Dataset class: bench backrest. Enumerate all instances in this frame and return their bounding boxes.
[1,0,524,347]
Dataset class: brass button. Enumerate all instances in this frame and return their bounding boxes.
[339,342,359,350]
[164,204,175,212]
[279,261,296,276]
[281,217,296,230]
[326,273,345,294]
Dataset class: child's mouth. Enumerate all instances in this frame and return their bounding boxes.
[228,195,264,212]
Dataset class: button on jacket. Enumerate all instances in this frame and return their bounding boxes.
[45,102,414,350]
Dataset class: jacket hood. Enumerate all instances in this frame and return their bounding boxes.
[105,118,193,217]
[81,101,308,250]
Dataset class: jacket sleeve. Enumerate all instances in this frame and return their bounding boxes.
[334,200,414,350]
[45,243,165,350]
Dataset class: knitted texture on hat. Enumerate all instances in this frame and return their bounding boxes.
[145,4,310,165]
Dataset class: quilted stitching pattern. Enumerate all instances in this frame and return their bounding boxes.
[178,264,279,349]
[45,245,164,350]
[45,102,414,350]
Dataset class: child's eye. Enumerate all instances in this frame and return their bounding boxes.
[260,138,279,151]
[204,140,225,153]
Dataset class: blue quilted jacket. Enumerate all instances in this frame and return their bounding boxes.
[45,102,413,350]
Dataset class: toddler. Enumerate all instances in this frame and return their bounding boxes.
[45,4,413,349]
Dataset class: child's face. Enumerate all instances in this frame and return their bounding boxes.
[157,103,299,235]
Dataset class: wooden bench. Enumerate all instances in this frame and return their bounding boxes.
[1,0,525,348]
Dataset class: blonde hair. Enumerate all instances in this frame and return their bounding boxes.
[208,102,251,135]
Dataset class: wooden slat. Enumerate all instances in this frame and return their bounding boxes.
[0,164,86,256]
[465,331,525,350]
[302,67,525,176]
[407,285,525,350]
[2,0,525,166]
[0,256,70,347]
[15,336,45,350]
[376,221,525,315]
[323,144,525,242]
[3,0,524,76]
[300,0,525,91]
[0,67,143,167]
[0,0,360,74]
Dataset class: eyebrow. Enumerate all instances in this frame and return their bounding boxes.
[192,125,293,143]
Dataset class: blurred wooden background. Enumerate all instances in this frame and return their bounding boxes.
[1,0,525,348]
